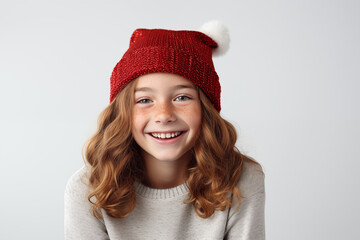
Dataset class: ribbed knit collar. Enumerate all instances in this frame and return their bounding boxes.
[135,181,190,199]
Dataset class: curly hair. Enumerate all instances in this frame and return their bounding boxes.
[83,79,262,219]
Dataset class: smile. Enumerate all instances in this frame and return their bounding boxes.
[150,131,183,139]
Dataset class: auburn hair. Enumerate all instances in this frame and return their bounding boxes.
[83,79,263,219]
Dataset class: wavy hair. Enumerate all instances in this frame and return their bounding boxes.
[83,79,262,219]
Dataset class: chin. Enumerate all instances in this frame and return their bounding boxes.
[149,153,184,162]
[143,149,192,163]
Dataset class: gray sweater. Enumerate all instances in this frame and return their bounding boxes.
[64,161,265,240]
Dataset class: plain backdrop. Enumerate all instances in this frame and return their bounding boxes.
[1,0,359,239]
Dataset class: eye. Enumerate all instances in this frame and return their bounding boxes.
[136,98,153,104]
[174,95,191,101]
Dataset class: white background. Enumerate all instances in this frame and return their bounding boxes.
[1,0,359,239]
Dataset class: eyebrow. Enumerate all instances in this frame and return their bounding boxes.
[134,84,195,93]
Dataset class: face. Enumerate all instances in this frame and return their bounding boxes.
[132,72,202,163]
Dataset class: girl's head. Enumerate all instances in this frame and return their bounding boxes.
[105,21,229,166]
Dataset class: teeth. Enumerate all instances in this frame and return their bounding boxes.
[151,131,181,139]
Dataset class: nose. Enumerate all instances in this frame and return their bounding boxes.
[154,101,176,124]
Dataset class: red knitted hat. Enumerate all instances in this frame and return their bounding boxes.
[110,21,230,112]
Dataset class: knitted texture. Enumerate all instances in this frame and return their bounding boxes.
[110,28,222,112]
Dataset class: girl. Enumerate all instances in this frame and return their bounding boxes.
[64,21,265,240]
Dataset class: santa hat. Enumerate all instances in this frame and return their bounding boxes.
[110,20,230,112]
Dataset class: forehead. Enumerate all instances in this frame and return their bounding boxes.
[135,72,196,89]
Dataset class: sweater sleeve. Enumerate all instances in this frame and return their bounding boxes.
[224,161,266,240]
[64,166,110,240]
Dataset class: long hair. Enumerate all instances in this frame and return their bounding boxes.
[184,89,262,218]
[83,80,263,219]
[84,80,144,219]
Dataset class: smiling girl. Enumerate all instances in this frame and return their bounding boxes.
[64,21,265,240]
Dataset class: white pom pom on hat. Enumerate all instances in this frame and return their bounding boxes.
[199,20,230,57]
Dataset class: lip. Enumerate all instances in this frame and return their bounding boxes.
[147,131,186,145]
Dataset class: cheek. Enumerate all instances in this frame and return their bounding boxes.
[186,103,202,133]
[131,109,146,133]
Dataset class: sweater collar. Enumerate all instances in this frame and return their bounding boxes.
[134,181,189,199]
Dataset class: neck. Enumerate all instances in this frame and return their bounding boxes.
[141,151,192,189]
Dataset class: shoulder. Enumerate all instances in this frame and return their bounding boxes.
[237,158,265,198]
[64,165,109,238]
[225,159,266,238]
[65,165,92,201]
